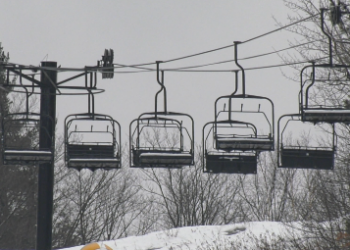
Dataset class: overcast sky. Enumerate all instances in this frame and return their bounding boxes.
[0,0,308,143]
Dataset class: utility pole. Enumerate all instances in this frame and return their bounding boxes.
[36,61,57,250]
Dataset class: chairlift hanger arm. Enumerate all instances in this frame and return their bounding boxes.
[155,61,167,115]
[234,41,245,95]
[231,70,239,96]
[320,8,333,66]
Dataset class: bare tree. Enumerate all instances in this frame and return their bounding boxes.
[141,147,243,229]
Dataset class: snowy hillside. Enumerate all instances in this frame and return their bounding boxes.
[60,221,301,250]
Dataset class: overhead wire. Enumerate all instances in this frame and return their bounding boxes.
[161,44,235,64]
[159,39,320,72]
[162,55,330,72]
[5,40,327,76]
[2,12,321,75]
[241,13,320,44]
[149,13,320,66]
[107,12,323,73]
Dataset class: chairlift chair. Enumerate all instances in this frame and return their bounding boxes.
[202,42,274,174]
[203,120,257,174]
[202,94,274,174]
[300,63,350,123]
[1,79,54,165]
[277,114,335,170]
[130,112,194,168]
[300,10,350,123]
[65,113,121,170]
[1,112,54,165]
[213,94,274,152]
[129,62,194,168]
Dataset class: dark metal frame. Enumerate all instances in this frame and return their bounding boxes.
[277,113,336,170]
[0,51,117,250]
[0,64,105,95]
[129,61,195,168]
[1,112,54,165]
[299,9,350,123]
[1,78,55,165]
[64,93,121,171]
[129,112,194,168]
[202,42,274,174]
[300,63,350,123]
[202,121,258,174]
[213,94,275,151]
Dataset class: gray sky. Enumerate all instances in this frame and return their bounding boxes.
[1,0,305,143]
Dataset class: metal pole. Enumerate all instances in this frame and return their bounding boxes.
[36,61,57,250]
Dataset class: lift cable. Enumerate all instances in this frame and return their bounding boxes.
[5,49,330,76]
[241,13,320,44]
[158,13,320,64]
[2,12,319,75]
[162,55,330,72]
[109,43,329,74]
[161,44,235,64]
[91,55,329,74]
[156,40,321,72]
[109,39,323,73]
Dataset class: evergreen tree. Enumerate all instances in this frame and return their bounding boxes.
[0,43,38,249]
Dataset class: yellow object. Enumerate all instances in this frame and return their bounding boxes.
[81,242,112,250]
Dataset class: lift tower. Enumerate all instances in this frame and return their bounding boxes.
[37,61,57,250]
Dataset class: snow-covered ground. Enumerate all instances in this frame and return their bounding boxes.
[60,221,302,250]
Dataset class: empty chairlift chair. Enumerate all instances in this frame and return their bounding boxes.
[277,114,335,170]
[300,63,350,123]
[203,121,258,174]
[65,113,121,170]
[129,62,194,168]
[1,112,54,165]
[202,94,274,174]
[130,112,194,168]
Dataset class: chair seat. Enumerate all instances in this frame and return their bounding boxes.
[132,149,193,167]
[216,136,273,151]
[205,153,257,174]
[302,108,350,123]
[68,158,120,169]
[3,149,52,165]
[280,148,334,169]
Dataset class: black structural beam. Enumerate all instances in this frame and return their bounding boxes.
[36,61,57,250]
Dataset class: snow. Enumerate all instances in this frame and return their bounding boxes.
[59,221,301,250]
[4,150,52,154]
[217,138,272,141]
[140,153,192,157]
[304,109,350,113]
[69,158,120,162]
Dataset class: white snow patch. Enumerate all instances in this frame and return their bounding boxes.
[59,221,301,250]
